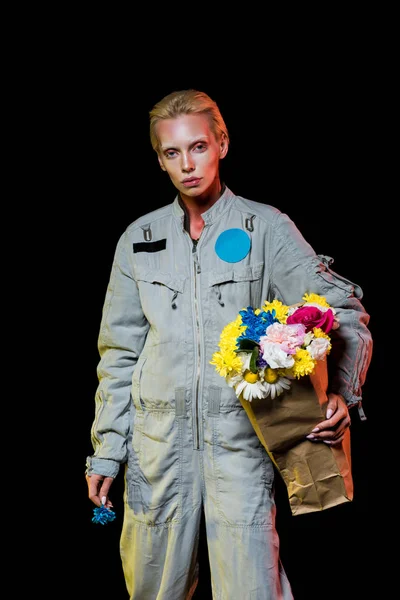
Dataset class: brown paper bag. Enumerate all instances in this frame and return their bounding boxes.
[240,359,353,516]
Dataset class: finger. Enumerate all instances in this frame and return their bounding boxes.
[325,396,339,420]
[308,431,346,445]
[99,495,114,509]
[323,433,345,446]
[308,416,350,442]
[99,477,114,507]
[314,428,345,442]
[314,415,351,441]
[313,406,349,433]
[311,416,340,433]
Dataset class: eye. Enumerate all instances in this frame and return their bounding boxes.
[194,143,207,152]
[164,150,177,158]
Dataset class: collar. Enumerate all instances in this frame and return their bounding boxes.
[172,184,235,229]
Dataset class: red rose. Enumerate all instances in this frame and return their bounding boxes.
[286,306,334,333]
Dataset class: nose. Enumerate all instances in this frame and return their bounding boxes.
[181,152,195,173]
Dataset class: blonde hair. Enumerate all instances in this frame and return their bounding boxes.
[149,89,230,154]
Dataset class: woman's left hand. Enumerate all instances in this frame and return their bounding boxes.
[306,393,351,446]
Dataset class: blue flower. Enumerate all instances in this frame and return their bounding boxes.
[238,307,278,343]
[92,505,116,525]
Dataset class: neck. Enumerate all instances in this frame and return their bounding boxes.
[179,180,224,241]
[180,178,222,217]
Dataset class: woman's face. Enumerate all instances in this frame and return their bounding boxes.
[156,113,227,200]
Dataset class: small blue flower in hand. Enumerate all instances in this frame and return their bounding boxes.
[92,505,116,525]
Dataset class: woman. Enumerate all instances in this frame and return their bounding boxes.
[86,89,372,599]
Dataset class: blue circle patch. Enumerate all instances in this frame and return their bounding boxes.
[215,228,251,263]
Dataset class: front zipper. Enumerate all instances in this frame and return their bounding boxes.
[192,240,201,449]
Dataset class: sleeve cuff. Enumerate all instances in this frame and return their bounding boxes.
[85,456,120,478]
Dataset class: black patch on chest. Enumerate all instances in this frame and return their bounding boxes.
[133,239,167,253]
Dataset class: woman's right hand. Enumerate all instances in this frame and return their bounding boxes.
[86,473,114,508]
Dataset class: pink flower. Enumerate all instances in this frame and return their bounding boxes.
[287,306,334,333]
[260,322,306,355]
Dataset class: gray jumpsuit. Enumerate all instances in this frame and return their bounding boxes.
[86,187,372,599]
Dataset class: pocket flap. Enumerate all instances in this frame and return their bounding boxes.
[209,262,264,287]
[316,255,362,298]
[135,268,185,294]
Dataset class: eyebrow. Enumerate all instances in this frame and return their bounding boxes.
[160,137,210,151]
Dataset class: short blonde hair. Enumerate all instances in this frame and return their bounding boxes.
[149,89,230,154]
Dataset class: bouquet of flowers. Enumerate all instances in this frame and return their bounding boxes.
[210,293,353,516]
[210,293,338,402]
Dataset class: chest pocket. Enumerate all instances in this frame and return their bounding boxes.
[135,268,186,313]
[209,262,264,320]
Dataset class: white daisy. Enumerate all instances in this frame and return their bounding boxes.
[235,371,267,401]
[261,367,292,399]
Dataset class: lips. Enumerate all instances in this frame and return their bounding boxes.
[182,177,201,187]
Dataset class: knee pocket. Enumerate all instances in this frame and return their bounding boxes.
[212,411,275,527]
[127,411,182,526]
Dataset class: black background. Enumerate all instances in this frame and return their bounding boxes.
[39,38,388,599]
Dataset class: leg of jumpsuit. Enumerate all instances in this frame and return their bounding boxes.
[203,392,294,600]
[120,394,204,600]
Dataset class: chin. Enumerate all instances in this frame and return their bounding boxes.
[180,185,206,197]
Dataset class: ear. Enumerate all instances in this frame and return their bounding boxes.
[219,133,229,159]
[157,154,167,171]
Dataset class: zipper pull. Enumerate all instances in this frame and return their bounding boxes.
[193,246,201,273]
[357,401,367,421]
[141,224,152,241]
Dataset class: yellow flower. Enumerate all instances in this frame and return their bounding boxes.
[313,327,329,339]
[302,293,330,308]
[244,370,259,383]
[264,367,279,384]
[291,348,316,378]
[210,350,243,378]
[219,317,246,351]
[262,299,289,323]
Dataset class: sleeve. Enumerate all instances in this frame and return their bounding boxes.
[268,211,373,412]
[85,231,150,478]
